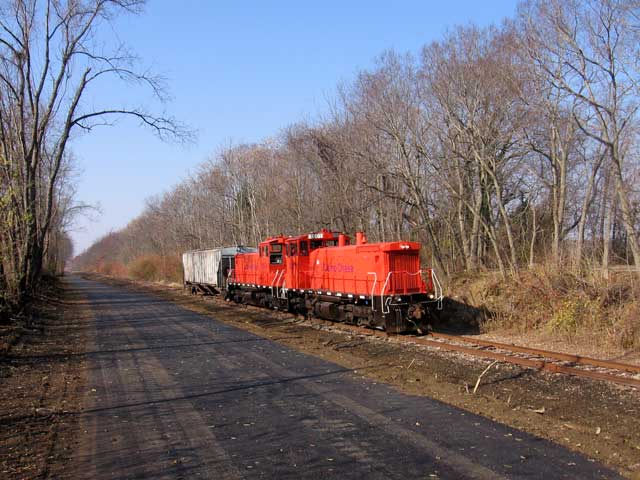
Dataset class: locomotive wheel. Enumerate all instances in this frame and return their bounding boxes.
[357,317,373,328]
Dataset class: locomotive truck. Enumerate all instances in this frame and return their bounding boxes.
[183,229,443,333]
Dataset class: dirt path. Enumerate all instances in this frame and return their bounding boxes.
[0,280,89,479]
[48,275,621,479]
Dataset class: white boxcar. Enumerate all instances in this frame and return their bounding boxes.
[182,246,256,293]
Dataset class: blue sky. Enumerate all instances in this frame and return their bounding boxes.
[71,0,519,254]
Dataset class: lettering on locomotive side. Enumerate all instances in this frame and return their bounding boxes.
[322,263,355,273]
[244,263,268,271]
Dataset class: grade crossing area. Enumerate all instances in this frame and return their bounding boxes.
[60,276,619,479]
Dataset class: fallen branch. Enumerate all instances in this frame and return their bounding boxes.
[473,360,498,394]
[334,341,366,350]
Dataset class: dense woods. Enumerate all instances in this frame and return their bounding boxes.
[75,0,640,289]
[0,0,184,323]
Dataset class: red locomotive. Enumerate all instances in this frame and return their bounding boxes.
[225,229,442,333]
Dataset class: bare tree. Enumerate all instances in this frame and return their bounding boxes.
[521,0,640,276]
[73,0,640,295]
[0,0,188,317]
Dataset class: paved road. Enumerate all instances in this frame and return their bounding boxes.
[62,276,618,479]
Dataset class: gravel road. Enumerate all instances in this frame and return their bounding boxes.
[61,276,619,479]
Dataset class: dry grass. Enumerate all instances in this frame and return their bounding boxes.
[95,260,127,277]
[127,255,182,283]
[447,264,640,351]
[88,255,183,284]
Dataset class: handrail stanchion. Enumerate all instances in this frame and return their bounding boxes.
[270,270,281,298]
[431,269,444,310]
[381,272,393,314]
[367,272,377,311]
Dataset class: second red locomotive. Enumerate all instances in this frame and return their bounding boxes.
[225,229,442,333]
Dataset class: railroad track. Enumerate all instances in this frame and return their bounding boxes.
[307,320,640,389]
[205,295,640,389]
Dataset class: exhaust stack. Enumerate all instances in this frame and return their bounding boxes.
[355,232,368,245]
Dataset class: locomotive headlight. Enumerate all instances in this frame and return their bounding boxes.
[400,244,410,249]
[428,294,435,299]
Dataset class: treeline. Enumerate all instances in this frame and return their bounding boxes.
[74,0,640,283]
[0,0,185,324]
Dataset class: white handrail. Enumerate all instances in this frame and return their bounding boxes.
[270,270,282,298]
[367,272,377,311]
[381,270,423,314]
[381,271,393,314]
[431,269,444,310]
[277,270,286,298]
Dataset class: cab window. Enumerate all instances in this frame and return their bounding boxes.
[270,243,283,264]
[325,240,337,247]
[310,240,323,250]
[300,241,309,256]
[290,243,297,256]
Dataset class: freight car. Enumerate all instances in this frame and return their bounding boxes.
[183,230,443,333]
[182,246,256,294]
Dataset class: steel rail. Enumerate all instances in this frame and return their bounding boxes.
[407,336,640,389]
[205,297,640,389]
[311,321,640,389]
[429,332,640,375]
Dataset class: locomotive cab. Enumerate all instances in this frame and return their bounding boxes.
[284,229,349,293]
[259,236,286,281]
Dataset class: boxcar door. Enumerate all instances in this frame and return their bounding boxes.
[219,255,234,289]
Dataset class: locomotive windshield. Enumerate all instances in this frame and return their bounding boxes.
[310,240,323,250]
[270,243,283,264]
[286,243,298,256]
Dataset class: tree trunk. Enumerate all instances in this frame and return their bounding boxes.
[601,180,615,279]
[574,157,600,270]
[529,203,537,269]
[611,150,640,278]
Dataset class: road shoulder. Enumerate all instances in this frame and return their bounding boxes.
[0,278,90,479]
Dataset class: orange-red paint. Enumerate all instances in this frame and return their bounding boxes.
[232,229,434,297]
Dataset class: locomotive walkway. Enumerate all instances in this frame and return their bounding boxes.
[60,276,619,479]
